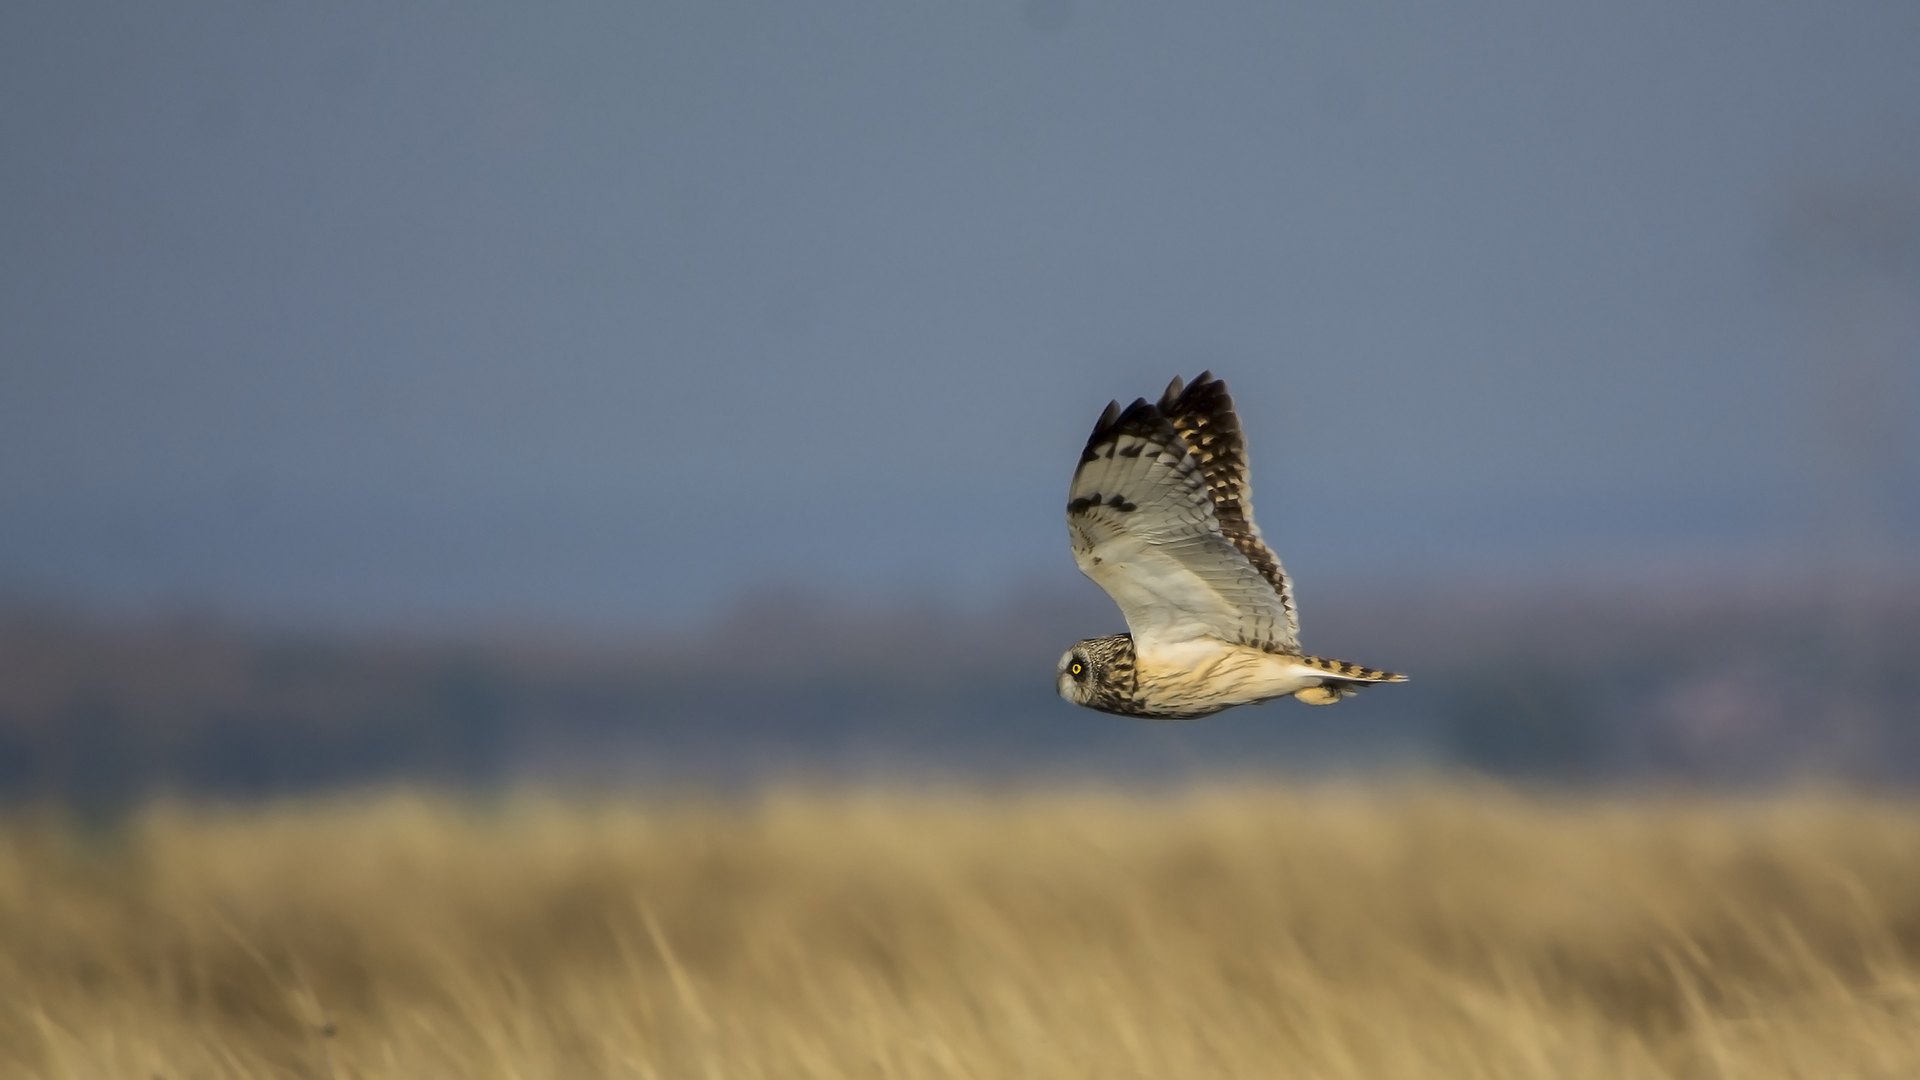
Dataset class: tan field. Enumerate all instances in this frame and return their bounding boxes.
[4,784,1920,1079]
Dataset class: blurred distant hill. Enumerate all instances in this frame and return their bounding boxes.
[1,579,1916,805]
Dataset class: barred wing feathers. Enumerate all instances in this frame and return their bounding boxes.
[1066,383,1299,654]
[1158,372,1299,645]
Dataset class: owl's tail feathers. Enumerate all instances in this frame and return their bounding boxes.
[1291,655,1407,706]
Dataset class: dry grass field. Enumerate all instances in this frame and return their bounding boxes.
[4,784,1920,1079]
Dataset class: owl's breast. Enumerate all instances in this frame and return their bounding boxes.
[1130,639,1323,718]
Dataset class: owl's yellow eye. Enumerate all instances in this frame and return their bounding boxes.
[1070,662,1085,676]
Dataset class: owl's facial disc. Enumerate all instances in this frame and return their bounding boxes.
[1056,648,1094,704]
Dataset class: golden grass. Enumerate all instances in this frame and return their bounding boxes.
[5,784,1920,1079]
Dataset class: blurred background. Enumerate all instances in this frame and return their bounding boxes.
[2,0,1916,804]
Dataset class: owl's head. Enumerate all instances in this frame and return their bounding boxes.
[1056,634,1136,712]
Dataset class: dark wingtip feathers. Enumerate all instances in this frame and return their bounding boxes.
[1082,374,1239,467]
[1090,397,1156,439]
[1081,396,1164,463]
[1083,375,1231,464]
[1163,370,1232,421]
[1092,374,1231,440]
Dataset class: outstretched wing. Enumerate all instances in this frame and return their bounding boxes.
[1066,374,1299,653]
[1157,372,1298,645]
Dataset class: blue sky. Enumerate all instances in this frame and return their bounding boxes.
[3,0,1917,627]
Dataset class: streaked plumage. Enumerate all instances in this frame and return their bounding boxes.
[1057,372,1404,719]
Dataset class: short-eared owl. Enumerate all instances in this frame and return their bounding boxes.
[1058,372,1404,719]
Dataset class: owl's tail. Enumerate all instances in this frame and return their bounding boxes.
[1292,655,1407,705]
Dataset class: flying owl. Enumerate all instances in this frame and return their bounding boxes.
[1057,372,1405,719]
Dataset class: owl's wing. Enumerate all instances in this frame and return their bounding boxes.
[1066,372,1299,653]
[1157,372,1298,646]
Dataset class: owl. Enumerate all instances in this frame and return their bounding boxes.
[1058,372,1404,719]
